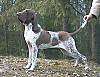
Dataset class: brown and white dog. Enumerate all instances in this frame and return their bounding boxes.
[17,9,88,71]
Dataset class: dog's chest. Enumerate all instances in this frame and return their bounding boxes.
[24,26,40,43]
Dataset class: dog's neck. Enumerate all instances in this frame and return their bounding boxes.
[25,23,33,31]
[25,23,43,33]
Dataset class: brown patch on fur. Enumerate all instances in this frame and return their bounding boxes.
[36,31,51,46]
[17,9,40,33]
[17,9,36,25]
[58,31,70,41]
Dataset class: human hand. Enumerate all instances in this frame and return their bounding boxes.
[84,14,94,22]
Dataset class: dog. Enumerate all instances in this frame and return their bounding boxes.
[17,9,88,71]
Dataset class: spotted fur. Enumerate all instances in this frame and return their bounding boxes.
[17,9,89,71]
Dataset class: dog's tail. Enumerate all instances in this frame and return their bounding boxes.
[69,20,87,36]
[69,27,82,36]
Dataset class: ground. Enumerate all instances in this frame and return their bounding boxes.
[0,56,100,77]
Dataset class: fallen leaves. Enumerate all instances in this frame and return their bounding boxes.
[0,56,99,77]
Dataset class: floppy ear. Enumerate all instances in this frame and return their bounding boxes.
[31,12,40,33]
[31,11,38,25]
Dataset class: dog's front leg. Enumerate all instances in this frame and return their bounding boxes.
[28,44,38,71]
[24,43,32,69]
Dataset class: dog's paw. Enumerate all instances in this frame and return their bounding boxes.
[28,63,37,71]
[23,63,32,69]
[84,64,91,71]
[73,63,78,67]
[28,66,35,71]
[73,61,78,67]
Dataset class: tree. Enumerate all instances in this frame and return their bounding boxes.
[0,0,100,63]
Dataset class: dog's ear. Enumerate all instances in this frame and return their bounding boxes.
[27,11,40,33]
[32,12,40,33]
[24,10,37,24]
[31,11,39,20]
[30,11,38,26]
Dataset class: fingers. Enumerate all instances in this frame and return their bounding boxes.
[84,15,88,21]
[83,14,93,22]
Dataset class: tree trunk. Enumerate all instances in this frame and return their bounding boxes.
[91,24,96,60]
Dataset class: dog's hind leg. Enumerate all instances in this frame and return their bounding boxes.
[69,38,88,69]
[28,44,38,71]
[62,37,88,69]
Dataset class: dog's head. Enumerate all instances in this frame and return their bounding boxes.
[17,9,38,25]
[17,9,40,33]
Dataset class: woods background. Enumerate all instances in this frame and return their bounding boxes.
[0,0,100,63]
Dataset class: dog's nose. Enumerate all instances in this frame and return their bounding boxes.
[17,13,19,16]
[17,12,21,16]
